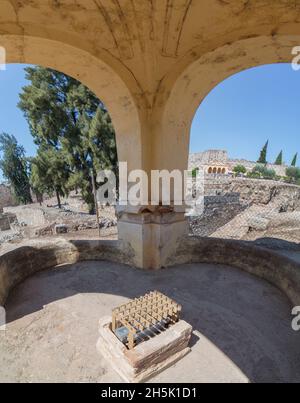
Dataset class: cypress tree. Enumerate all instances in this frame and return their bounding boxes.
[0,133,32,204]
[274,151,283,165]
[291,153,298,167]
[257,140,269,164]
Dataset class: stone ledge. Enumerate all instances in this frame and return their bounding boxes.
[171,236,300,306]
[96,316,192,383]
[0,237,299,309]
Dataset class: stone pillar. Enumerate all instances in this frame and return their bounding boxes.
[117,205,188,270]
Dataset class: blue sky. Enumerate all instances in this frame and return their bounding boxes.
[0,63,299,171]
[191,63,299,164]
[0,64,37,157]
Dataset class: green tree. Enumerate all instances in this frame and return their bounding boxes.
[30,147,70,208]
[191,167,199,178]
[291,153,298,167]
[233,165,247,176]
[18,66,117,214]
[0,133,32,205]
[274,151,283,165]
[257,140,269,164]
[286,167,300,183]
[252,164,276,180]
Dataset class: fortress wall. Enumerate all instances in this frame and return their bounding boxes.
[189,151,289,177]
[227,159,287,176]
[202,177,300,208]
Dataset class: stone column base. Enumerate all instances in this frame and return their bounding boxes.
[117,206,188,270]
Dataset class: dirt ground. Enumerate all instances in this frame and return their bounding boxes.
[48,226,118,241]
[0,260,299,383]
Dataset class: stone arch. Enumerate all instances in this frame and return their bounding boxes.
[208,167,213,174]
[213,167,217,174]
[217,168,222,174]
[222,168,226,175]
[154,34,300,173]
[0,34,143,173]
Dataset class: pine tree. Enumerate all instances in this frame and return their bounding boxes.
[18,66,117,214]
[291,153,298,167]
[274,151,283,165]
[30,147,70,208]
[0,133,32,204]
[257,140,269,164]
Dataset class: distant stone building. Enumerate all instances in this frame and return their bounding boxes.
[189,150,288,177]
[189,150,229,174]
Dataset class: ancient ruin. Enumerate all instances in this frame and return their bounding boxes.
[189,150,289,176]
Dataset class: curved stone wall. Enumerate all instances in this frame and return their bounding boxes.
[171,237,300,307]
[0,237,299,308]
[0,238,132,306]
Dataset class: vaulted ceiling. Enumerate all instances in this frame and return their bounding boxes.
[1,0,300,107]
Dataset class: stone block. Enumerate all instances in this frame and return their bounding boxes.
[54,224,68,234]
[97,316,192,383]
[0,216,11,231]
[248,216,269,231]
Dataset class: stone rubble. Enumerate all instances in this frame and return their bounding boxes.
[189,177,300,243]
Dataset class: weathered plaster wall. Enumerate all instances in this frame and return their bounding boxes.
[171,236,300,307]
[0,238,299,311]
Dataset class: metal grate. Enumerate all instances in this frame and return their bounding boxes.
[112,291,182,349]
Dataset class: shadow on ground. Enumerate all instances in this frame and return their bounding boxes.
[2,257,300,383]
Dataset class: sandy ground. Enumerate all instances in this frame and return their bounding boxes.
[0,261,299,383]
[46,226,118,241]
[0,227,118,255]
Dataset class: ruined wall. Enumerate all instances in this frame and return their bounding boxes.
[212,178,300,210]
[189,194,245,237]
[227,159,288,177]
[189,177,300,238]
[189,150,228,166]
[189,151,289,177]
[202,176,300,213]
[0,184,16,212]
[3,206,48,227]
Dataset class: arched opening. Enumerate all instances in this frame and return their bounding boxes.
[0,62,122,241]
[156,35,300,174]
[0,34,150,262]
[1,34,143,173]
[208,167,213,174]
[188,63,300,246]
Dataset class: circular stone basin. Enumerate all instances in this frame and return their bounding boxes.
[0,260,299,383]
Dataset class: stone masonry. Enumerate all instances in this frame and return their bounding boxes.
[189,150,289,177]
